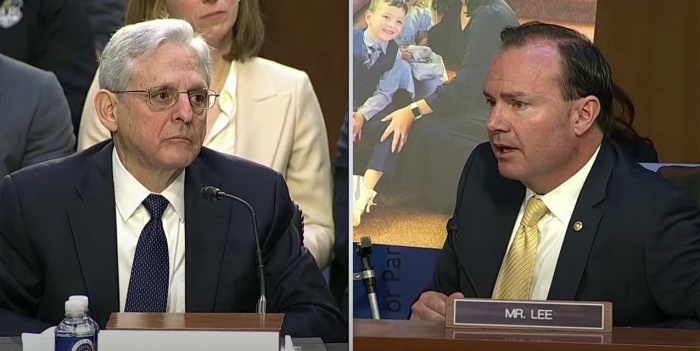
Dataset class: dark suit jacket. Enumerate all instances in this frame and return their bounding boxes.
[330,110,349,321]
[424,0,519,117]
[0,0,97,136]
[83,0,125,52]
[429,140,700,326]
[0,141,346,342]
[0,54,75,179]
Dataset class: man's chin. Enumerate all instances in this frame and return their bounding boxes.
[159,149,199,169]
[497,163,521,181]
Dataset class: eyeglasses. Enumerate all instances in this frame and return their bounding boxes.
[111,87,220,111]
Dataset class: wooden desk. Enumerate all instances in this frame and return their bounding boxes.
[354,319,700,351]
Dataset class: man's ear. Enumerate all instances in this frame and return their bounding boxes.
[365,10,372,26]
[95,89,119,133]
[572,95,601,136]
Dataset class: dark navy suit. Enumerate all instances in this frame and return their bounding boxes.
[0,140,346,342]
[430,139,700,326]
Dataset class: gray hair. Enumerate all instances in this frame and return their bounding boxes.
[98,18,212,93]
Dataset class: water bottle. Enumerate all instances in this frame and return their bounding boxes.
[69,295,99,349]
[55,300,96,351]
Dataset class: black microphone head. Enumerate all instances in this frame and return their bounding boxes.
[357,236,373,256]
[200,186,221,201]
[447,217,459,235]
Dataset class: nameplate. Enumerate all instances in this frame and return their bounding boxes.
[101,313,284,351]
[448,329,612,343]
[446,298,612,332]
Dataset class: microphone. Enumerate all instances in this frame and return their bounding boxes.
[200,186,266,314]
[353,236,380,319]
[446,217,481,298]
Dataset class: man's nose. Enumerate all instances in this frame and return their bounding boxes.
[173,93,195,123]
[485,104,505,133]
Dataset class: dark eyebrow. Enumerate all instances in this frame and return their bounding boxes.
[483,90,530,100]
[501,91,528,100]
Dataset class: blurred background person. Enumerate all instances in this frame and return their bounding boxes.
[0,0,98,139]
[396,0,445,99]
[84,0,126,57]
[377,0,519,213]
[428,0,469,73]
[0,53,75,178]
[78,0,335,270]
[395,0,432,47]
[610,81,659,162]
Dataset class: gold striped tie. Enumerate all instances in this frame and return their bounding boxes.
[493,197,549,300]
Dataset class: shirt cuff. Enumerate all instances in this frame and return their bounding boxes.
[357,106,373,120]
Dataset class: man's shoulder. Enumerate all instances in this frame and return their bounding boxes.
[196,147,281,180]
[8,140,108,189]
[0,54,52,85]
[193,148,289,212]
[605,142,693,205]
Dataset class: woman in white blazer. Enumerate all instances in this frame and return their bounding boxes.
[78,0,335,269]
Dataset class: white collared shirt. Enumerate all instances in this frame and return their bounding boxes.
[494,144,602,300]
[112,149,186,312]
[204,61,238,154]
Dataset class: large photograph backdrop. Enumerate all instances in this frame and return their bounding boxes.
[352,0,599,319]
[352,0,598,249]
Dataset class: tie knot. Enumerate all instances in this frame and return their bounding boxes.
[521,197,548,227]
[142,194,169,220]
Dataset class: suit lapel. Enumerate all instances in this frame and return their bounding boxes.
[235,59,290,167]
[458,147,526,298]
[471,177,525,298]
[548,141,614,300]
[66,142,119,326]
[184,154,230,311]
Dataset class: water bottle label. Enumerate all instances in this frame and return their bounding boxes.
[55,336,95,351]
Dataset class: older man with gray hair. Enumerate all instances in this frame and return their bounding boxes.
[0,18,346,343]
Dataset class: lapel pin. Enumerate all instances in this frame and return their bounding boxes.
[573,221,583,232]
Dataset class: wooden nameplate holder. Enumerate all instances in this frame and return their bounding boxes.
[446,297,612,333]
[98,313,285,351]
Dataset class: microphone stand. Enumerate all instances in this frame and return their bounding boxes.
[200,186,266,314]
[447,217,481,298]
[353,236,380,320]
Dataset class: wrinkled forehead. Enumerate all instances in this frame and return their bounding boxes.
[130,43,208,89]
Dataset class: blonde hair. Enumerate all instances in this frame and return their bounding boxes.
[417,0,432,8]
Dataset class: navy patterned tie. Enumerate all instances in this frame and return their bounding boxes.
[365,44,380,68]
[125,194,170,312]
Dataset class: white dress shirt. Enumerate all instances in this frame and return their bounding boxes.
[494,144,602,300]
[112,149,186,312]
[204,61,238,154]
